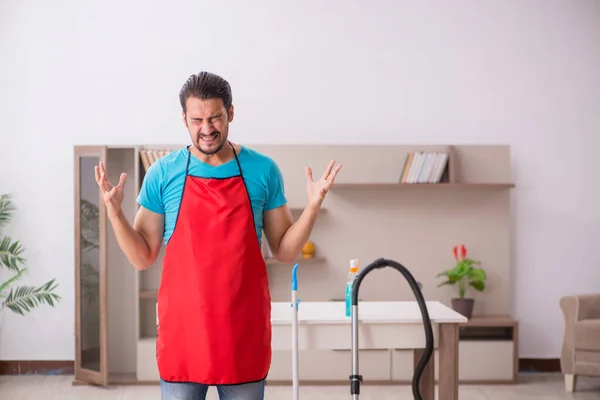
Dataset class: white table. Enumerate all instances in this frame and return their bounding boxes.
[271,301,467,400]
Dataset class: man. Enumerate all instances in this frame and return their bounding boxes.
[94,71,342,400]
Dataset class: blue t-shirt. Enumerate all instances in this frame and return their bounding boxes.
[136,145,287,246]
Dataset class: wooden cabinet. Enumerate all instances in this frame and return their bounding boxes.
[74,146,108,385]
[73,146,140,385]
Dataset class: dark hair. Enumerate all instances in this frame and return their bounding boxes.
[179,71,233,114]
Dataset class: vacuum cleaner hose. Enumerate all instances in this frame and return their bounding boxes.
[349,257,434,400]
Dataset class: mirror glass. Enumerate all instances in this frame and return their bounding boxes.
[79,156,101,371]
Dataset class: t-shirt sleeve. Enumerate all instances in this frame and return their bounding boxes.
[136,162,165,214]
[265,160,288,211]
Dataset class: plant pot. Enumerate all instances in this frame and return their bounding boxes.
[451,298,474,319]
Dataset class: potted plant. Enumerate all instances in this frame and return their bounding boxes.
[0,193,61,316]
[437,244,486,319]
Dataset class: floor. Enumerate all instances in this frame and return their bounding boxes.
[1,373,600,399]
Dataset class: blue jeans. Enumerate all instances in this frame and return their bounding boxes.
[160,378,265,400]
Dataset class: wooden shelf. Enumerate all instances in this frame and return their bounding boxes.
[331,182,515,190]
[460,315,517,327]
[265,256,326,265]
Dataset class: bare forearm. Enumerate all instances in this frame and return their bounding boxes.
[108,210,154,270]
[275,204,320,263]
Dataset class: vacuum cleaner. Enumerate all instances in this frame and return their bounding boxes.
[289,258,434,400]
[349,257,434,400]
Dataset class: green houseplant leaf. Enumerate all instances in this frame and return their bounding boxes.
[469,279,485,291]
[437,244,487,299]
[0,236,26,271]
[467,267,486,292]
[0,193,61,316]
[0,193,15,228]
[1,279,61,315]
[0,268,26,298]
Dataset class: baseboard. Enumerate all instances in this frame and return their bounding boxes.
[518,358,561,373]
[0,358,561,376]
[0,360,74,375]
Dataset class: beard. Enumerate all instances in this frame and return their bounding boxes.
[194,131,225,155]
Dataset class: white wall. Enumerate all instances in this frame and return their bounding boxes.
[0,0,598,360]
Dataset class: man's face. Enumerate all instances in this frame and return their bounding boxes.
[183,96,234,156]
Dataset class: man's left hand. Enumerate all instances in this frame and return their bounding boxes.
[306,160,342,209]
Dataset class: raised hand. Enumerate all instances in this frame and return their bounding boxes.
[305,160,342,209]
[95,161,127,219]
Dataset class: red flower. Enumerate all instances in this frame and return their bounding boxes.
[460,244,467,260]
[452,245,458,260]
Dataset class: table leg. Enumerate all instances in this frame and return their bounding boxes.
[414,348,435,400]
[438,322,459,400]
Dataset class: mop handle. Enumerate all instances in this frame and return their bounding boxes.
[291,263,300,400]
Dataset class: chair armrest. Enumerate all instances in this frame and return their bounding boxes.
[560,294,600,374]
[561,294,600,322]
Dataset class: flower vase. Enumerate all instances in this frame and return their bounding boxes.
[451,298,474,319]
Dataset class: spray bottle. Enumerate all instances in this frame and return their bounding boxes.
[345,259,359,317]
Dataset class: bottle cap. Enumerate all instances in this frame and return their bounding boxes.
[349,259,359,273]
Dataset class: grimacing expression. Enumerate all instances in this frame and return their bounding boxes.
[183,96,234,156]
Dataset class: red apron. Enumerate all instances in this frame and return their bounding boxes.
[156,144,272,385]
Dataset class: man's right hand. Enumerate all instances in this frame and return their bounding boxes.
[95,161,127,219]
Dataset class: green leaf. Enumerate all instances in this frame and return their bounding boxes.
[470,280,485,291]
[0,236,26,271]
[438,253,487,300]
[0,192,62,317]
[0,268,26,296]
[468,267,486,281]
[1,279,61,316]
[458,260,470,273]
[437,270,458,281]
[0,193,15,231]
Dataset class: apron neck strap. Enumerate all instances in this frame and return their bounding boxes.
[184,142,244,178]
[230,141,244,178]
